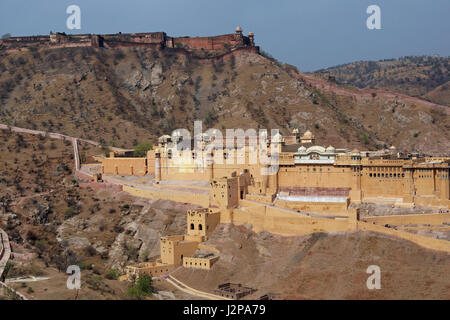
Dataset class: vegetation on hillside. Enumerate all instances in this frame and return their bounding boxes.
[0,48,448,154]
[316,56,450,105]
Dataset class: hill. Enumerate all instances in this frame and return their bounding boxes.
[173,225,450,300]
[0,47,448,154]
[315,56,450,106]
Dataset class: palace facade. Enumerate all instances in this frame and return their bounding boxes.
[101,130,450,211]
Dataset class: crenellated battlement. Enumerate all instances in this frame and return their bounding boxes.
[0,27,259,55]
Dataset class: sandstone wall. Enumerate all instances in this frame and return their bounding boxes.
[226,203,352,237]
[102,158,147,176]
[357,221,450,252]
[275,199,349,216]
[122,185,209,207]
[361,213,450,226]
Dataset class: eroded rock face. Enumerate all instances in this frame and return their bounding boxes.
[121,61,164,90]
[105,201,191,270]
[150,62,164,86]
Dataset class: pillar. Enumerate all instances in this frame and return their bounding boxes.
[350,166,362,203]
[206,159,214,181]
[155,152,161,183]
[439,168,449,201]
[402,168,415,204]
[248,32,255,46]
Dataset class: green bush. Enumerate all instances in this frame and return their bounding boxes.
[360,133,369,145]
[127,275,153,300]
[105,269,121,280]
[133,142,153,157]
[64,207,75,219]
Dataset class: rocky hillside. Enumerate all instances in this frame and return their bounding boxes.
[173,225,450,300]
[0,48,448,154]
[0,130,196,299]
[316,56,450,106]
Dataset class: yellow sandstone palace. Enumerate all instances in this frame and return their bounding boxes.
[102,130,449,210]
[97,130,449,280]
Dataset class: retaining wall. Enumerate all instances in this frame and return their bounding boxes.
[357,221,450,252]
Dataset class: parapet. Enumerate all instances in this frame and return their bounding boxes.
[0,28,257,55]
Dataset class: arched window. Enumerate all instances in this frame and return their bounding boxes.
[198,224,203,231]
[190,223,194,230]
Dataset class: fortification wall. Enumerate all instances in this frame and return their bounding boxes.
[227,203,352,236]
[361,213,450,226]
[357,221,450,252]
[278,165,353,189]
[122,185,209,207]
[172,34,243,50]
[101,158,147,176]
[1,31,257,55]
[125,262,175,279]
[275,199,349,216]
[0,229,9,278]
[414,196,450,207]
[183,256,219,270]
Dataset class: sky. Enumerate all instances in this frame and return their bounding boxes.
[0,0,449,72]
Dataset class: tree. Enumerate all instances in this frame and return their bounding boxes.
[133,142,153,157]
[126,275,153,300]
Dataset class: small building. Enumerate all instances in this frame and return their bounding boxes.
[213,283,257,299]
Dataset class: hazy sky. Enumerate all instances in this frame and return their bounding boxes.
[1,0,449,71]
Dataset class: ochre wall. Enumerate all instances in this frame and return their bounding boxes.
[123,185,210,207]
[357,221,450,252]
[278,164,352,189]
[226,202,353,236]
[160,236,199,267]
[183,256,219,270]
[275,199,349,216]
[102,158,147,176]
[361,213,450,226]
[125,262,175,279]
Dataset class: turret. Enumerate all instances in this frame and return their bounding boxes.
[248,32,255,46]
[155,151,161,183]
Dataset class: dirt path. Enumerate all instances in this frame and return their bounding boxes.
[291,71,450,114]
[165,275,231,300]
[0,228,28,300]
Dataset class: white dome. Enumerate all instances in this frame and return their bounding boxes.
[298,146,307,152]
[326,145,335,152]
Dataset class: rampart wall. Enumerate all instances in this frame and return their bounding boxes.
[274,199,349,216]
[0,31,258,55]
[357,221,450,252]
[101,158,147,176]
[122,185,209,207]
[361,213,450,226]
[226,202,353,236]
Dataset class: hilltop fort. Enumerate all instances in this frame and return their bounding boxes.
[0,26,259,56]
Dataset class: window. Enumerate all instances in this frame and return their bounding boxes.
[190,223,194,230]
[199,224,203,231]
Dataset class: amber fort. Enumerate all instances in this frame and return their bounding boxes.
[80,128,450,280]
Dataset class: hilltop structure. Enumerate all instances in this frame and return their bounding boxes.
[121,208,221,281]
[0,27,259,56]
[102,129,450,210]
[96,129,450,280]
